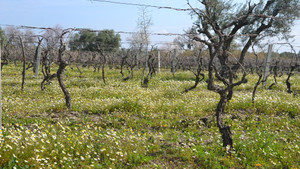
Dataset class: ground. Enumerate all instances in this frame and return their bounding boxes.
[0,64,299,168]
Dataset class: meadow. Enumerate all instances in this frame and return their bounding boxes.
[0,64,299,168]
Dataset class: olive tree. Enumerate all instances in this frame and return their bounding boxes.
[188,0,300,151]
[69,30,120,83]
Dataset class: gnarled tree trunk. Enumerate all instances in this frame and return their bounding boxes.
[216,91,233,149]
[19,36,26,90]
[57,31,71,109]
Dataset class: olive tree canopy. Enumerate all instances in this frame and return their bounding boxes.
[69,29,121,53]
[189,0,300,72]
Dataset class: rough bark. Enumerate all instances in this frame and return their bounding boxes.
[182,73,205,93]
[57,62,71,108]
[142,53,156,87]
[216,91,233,150]
[252,71,263,104]
[57,32,71,109]
[100,52,106,84]
[19,36,26,90]
[268,61,278,90]
[41,49,56,91]
[286,65,298,94]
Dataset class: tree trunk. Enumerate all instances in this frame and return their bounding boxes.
[57,62,71,108]
[286,65,298,94]
[216,92,233,150]
[120,54,125,77]
[19,36,26,90]
[101,55,106,84]
[217,54,229,78]
[252,73,263,103]
[57,36,71,109]
[182,74,204,93]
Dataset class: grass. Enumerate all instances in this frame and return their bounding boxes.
[0,64,299,168]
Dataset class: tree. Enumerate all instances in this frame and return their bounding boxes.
[95,30,121,83]
[127,7,153,87]
[188,0,300,151]
[57,29,73,108]
[69,29,120,83]
[69,30,120,53]
[0,27,7,49]
[69,31,97,51]
[0,27,8,69]
[41,26,63,90]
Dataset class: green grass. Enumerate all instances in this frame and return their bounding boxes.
[0,64,299,168]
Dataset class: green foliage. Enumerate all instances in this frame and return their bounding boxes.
[69,29,120,53]
[69,31,96,51]
[0,64,299,168]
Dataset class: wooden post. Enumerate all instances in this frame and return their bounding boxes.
[34,45,41,78]
[0,42,2,130]
[34,38,43,78]
[263,44,273,86]
[157,50,161,73]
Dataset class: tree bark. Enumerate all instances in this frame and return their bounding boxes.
[57,62,71,108]
[101,54,106,84]
[286,65,298,94]
[252,73,263,103]
[57,35,71,109]
[216,91,233,150]
[182,73,204,93]
[19,36,26,90]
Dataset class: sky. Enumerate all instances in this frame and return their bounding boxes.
[0,0,299,51]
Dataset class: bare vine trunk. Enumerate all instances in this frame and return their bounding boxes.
[57,62,71,108]
[252,73,263,103]
[182,75,204,93]
[19,36,26,90]
[216,91,233,150]
[57,33,71,109]
[101,55,106,84]
[286,64,299,94]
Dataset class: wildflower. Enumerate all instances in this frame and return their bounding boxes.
[255,163,262,167]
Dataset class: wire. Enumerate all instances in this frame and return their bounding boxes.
[0,23,192,37]
[88,0,193,11]
[2,24,300,50]
[2,23,300,39]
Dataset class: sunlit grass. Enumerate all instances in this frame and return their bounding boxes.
[0,64,299,168]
